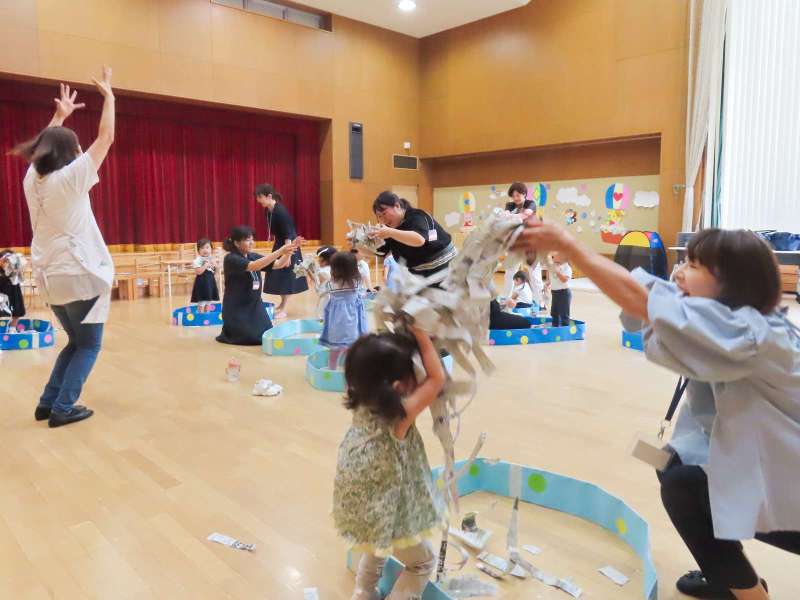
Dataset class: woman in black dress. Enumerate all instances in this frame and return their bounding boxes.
[255,184,308,319]
[216,226,297,346]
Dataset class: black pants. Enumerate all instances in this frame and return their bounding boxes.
[550,289,571,327]
[658,455,800,589]
[489,299,529,330]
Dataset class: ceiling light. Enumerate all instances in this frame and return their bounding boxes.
[398,0,416,12]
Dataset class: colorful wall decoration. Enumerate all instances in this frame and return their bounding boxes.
[433,175,660,253]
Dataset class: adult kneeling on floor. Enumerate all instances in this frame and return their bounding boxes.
[216,225,297,346]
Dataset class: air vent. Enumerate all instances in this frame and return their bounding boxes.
[212,0,332,32]
[393,154,418,170]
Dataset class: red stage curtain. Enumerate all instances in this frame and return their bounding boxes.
[0,79,320,248]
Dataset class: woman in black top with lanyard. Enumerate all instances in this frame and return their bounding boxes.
[370,192,527,332]
[255,184,308,319]
[216,225,296,346]
[371,191,456,278]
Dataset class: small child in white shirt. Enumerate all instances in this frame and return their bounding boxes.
[504,270,534,310]
[549,252,572,326]
[351,247,375,292]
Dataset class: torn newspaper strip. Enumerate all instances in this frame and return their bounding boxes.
[207,532,256,552]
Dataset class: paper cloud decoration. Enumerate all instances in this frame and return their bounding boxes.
[444,212,461,228]
[557,187,592,207]
[633,191,660,208]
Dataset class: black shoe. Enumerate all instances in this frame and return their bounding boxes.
[37,405,88,422]
[48,406,94,428]
[676,571,768,599]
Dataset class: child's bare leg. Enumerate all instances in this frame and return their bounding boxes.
[352,553,385,600]
[329,348,344,370]
[387,540,435,599]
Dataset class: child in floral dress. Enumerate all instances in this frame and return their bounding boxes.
[333,327,447,600]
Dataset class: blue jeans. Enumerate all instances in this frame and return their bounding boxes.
[39,297,104,414]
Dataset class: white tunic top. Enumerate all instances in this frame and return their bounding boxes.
[513,282,534,305]
[622,268,800,540]
[550,263,572,291]
[23,153,114,323]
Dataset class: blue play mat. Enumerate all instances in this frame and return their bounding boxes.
[1,318,56,350]
[489,316,586,345]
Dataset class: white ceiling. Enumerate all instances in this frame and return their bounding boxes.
[296,0,531,38]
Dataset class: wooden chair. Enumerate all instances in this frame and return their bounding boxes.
[135,255,167,298]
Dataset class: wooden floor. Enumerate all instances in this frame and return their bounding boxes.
[2,285,799,599]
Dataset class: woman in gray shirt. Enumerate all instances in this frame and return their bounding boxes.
[512,225,800,600]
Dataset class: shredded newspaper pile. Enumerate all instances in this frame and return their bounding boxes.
[346,219,387,255]
[293,255,320,287]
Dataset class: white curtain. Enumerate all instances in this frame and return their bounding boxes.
[682,0,727,232]
[718,0,800,232]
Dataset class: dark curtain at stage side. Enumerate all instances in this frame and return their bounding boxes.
[0,79,320,247]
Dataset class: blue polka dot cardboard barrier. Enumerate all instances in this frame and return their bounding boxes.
[488,317,586,346]
[308,352,455,393]
[1,318,55,351]
[347,458,657,600]
[262,318,323,356]
[306,348,346,391]
[172,302,274,327]
[622,330,644,351]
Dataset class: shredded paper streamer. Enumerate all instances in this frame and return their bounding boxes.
[2,252,26,285]
[207,532,256,552]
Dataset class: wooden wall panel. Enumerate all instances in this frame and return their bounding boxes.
[426,138,661,188]
[419,0,688,246]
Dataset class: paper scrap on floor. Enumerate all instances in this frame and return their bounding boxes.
[598,565,630,586]
[207,532,256,552]
[449,526,492,551]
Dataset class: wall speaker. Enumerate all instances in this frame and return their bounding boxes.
[349,122,363,179]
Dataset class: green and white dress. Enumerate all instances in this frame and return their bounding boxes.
[333,407,446,557]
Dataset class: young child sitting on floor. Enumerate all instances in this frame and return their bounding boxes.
[504,270,534,310]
